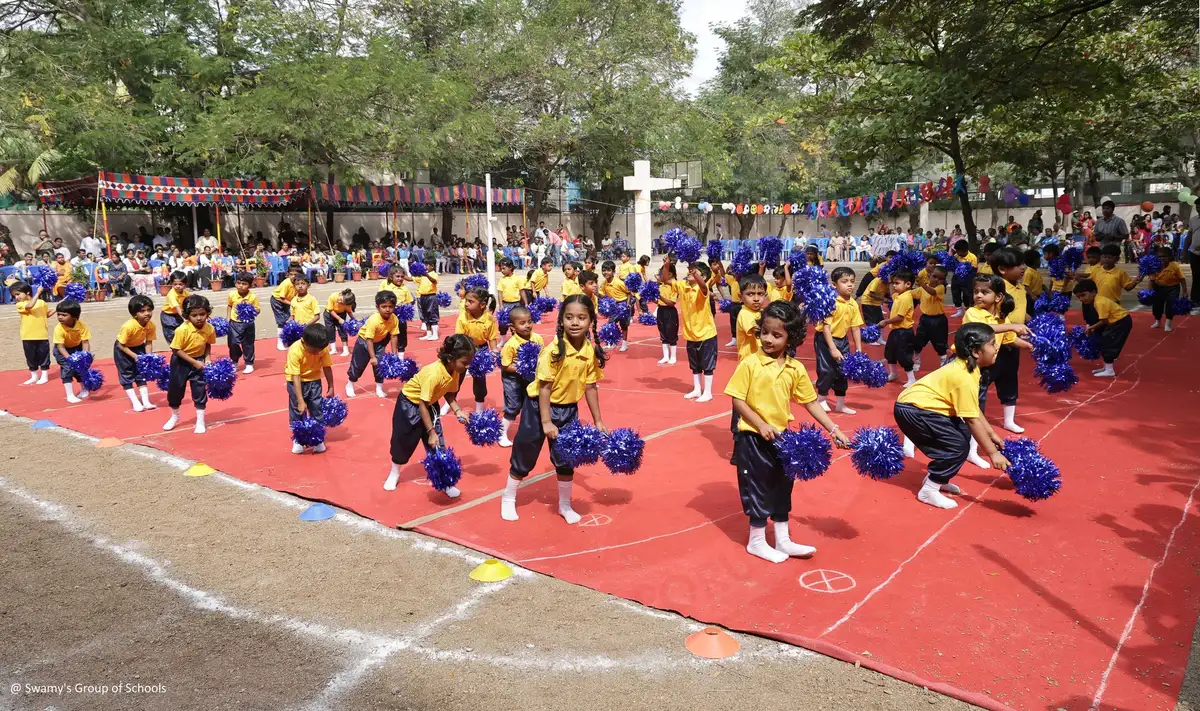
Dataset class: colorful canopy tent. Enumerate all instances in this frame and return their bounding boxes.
[37,172,309,208]
[309,182,524,208]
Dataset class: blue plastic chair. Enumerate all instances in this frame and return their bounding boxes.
[0,266,16,304]
[148,259,165,270]
[82,263,97,287]
[269,255,288,285]
[783,237,795,254]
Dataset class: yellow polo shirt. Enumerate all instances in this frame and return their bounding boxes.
[525,338,603,403]
[724,352,817,433]
[897,358,982,418]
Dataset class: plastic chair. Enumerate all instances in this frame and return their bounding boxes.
[268,255,287,285]
[783,237,795,254]
[0,266,16,304]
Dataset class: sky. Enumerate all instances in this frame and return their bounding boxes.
[678,0,747,95]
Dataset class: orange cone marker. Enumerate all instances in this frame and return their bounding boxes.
[685,626,739,659]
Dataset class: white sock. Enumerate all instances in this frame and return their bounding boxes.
[557,480,581,524]
[499,418,514,447]
[941,482,962,495]
[917,477,958,509]
[329,344,337,354]
[292,442,305,454]
[431,325,439,340]
[78,387,89,399]
[313,442,326,453]
[902,436,915,458]
[396,350,405,360]
[440,402,451,416]
[345,380,356,398]
[194,409,206,434]
[444,485,461,498]
[163,409,179,431]
[277,338,286,350]
[913,356,922,372]
[138,386,155,409]
[684,374,701,398]
[375,384,387,398]
[1094,363,1116,377]
[886,365,898,382]
[36,370,48,384]
[725,338,737,347]
[23,372,36,385]
[1165,320,1174,332]
[126,388,144,412]
[904,370,917,387]
[619,340,628,352]
[696,374,714,402]
[967,437,991,469]
[658,344,670,363]
[817,396,831,412]
[668,345,677,364]
[746,525,788,563]
[1001,404,1024,433]
[773,521,816,558]
[834,396,856,415]
[501,476,520,521]
[64,383,81,403]
[384,462,401,490]
[475,401,484,414]
[341,345,350,355]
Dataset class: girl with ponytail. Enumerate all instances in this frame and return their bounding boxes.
[450,285,499,415]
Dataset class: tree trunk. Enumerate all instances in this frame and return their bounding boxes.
[1086,164,1102,208]
[526,170,552,229]
[440,206,454,241]
[777,213,791,238]
[948,120,978,253]
[736,213,756,239]
[589,207,615,245]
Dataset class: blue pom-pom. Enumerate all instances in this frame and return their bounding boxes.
[468,348,497,378]
[204,357,238,400]
[793,265,837,323]
[706,240,723,261]
[774,425,832,481]
[662,227,686,254]
[155,372,171,391]
[514,341,541,381]
[64,350,94,375]
[932,250,956,271]
[532,296,558,313]
[850,426,905,480]
[608,301,631,322]
[638,280,660,303]
[29,266,59,291]
[1062,246,1083,271]
[729,244,754,276]
[860,323,882,343]
[1047,256,1067,280]
[602,428,645,475]
[64,282,87,302]
[136,353,167,381]
[81,368,104,392]
[902,250,927,273]
[1137,253,1163,278]
[235,302,260,322]
[466,408,503,446]
[463,274,488,291]
[407,261,428,277]
[954,260,976,282]
[1000,437,1061,501]
[437,292,452,307]
[209,317,230,337]
[396,303,415,322]
[527,305,544,324]
[290,416,326,447]
[496,306,512,333]
[673,236,702,264]
[637,312,657,326]
[1034,291,1071,315]
[1069,325,1101,360]
[375,262,391,279]
[1028,313,1076,393]
[758,236,783,268]
[598,322,622,346]
[1137,288,1155,306]
[553,422,606,467]
[598,296,618,318]
[281,320,305,346]
[623,272,644,294]
[1034,361,1079,393]
[1172,297,1194,314]
[718,298,735,313]
[842,352,888,387]
[321,396,349,428]
[341,317,365,336]
[378,353,419,380]
[422,447,463,492]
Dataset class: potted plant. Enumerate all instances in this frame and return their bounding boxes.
[254,259,269,288]
[210,273,224,292]
[332,253,347,282]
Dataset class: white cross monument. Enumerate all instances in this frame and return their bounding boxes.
[624,160,680,258]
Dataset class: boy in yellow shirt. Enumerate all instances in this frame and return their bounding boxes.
[497,258,528,310]
[912,265,948,372]
[114,294,158,412]
[676,262,718,402]
[289,275,321,326]
[1076,279,1133,378]
[226,272,260,373]
[497,305,545,447]
[270,263,301,350]
[601,259,633,352]
[164,295,217,434]
[655,261,680,365]
[414,259,441,341]
[323,289,357,357]
[346,291,400,400]
[527,258,552,297]
[561,262,582,300]
[1147,245,1187,332]
[950,240,978,317]
[12,282,52,384]
[286,324,335,454]
[815,267,865,414]
[880,269,917,386]
[52,298,92,403]
[161,271,191,346]
[859,274,888,345]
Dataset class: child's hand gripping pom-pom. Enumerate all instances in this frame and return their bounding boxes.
[850,426,905,480]
[1137,254,1163,279]
[422,447,463,492]
[514,341,541,381]
[774,424,832,481]
[553,422,606,467]
[1000,437,1062,501]
[290,416,326,447]
[235,302,260,322]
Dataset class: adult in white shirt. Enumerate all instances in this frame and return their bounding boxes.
[195,229,219,253]
[80,233,105,259]
[152,230,172,250]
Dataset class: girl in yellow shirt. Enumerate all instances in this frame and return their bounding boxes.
[895,322,1009,510]
[453,286,500,414]
[962,273,1029,469]
[164,294,217,434]
[1147,246,1188,331]
[323,289,357,357]
[114,294,158,412]
[655,261,679,364]
[161,271,191,345]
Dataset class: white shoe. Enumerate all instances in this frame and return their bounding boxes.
[834,404,857,415]
[375,384,387,398]
[902,437,915,458]
[36,373,48,384]
[163,415,179,431]
[1092,367,1108,375]
[243,365,254,374]
[683,389,700,399]
[444,486,462,499]
[292,442,305,454]
[22,375,36,385]
[967,451,991,470]
[341,346,350,356]
[499,435,513,448]
[313,443,326,453]
[818,398,831,412]
[940,482,962,495]
[66,395,82,404]
[345,381,356,398]
[913,358,922,373]
[1151,321,1160,329]
[132,401,145,413]
[725,339,737,347]
[194,422,206,435]
[1165,322,1174,332]
[696,392,713,403]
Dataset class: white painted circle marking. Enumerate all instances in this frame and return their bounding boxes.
[1057,399,1080,405]
[578,514,612,527]
[411,478,431,487]
[798,569,856,594]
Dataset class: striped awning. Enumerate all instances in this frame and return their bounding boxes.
[38,173,309,208]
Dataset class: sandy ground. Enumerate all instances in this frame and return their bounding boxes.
[0,261,1193,711]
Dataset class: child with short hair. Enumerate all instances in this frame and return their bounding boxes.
[289,275,320,325]
[384,335,474,499]
[114,294,157,412]
[616,250,635,279]
[1089,244,1139,305]
[226,273,259,374]
[977,243,1000,275]
[164,295,216,434]
[453,285,500,414]
[710,258,740,344]
[725,300,850,563]
[992,248,1035,433]
[323,289,357,356]
[917,255,939,288]
[912,265,948,371]
[11,282,51,385]
[52,298,91,403]
[528,258,553,297]
[815,267,864,413]
[1021,249,1044,314]
[498,305,545,447]
[579,269,600,316]
[346,290,400,399]
[497,258,528,310]
[655,261,680,365]
[52,252,70,298]
[961,274,1028,468]
[896,322,1009,510]
[1147,246,1187,332]
[881,268,917,386]
[502,295,607,523]
[377,265,412,355]
[561,262,582,299]
[950,239,978,317]
[161,271,191,345]
[676,262,718,402]
[1075,279,1133,378]
[766,264,792,304]
[286,323,335,454]
[735,273,768,361]
[270,264,301,350]
[415,259,441,341]
[601,260,633,352]
[859,273,888,344]
[1041,243,1072,295]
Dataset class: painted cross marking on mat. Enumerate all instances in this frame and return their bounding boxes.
[798,569,856,594]
[578,514,612,527]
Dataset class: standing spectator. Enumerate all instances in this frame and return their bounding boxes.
[80,231,106,259]
[1092,200,1129,250]
[195,228,219,254]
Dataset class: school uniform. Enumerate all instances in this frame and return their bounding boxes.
[731,305,763,433]
[675,279,718,375]
[724,352,818,526]
[1150,262,1184,320]
[913,284,949,356]
[617,262,636,280]
[227,291,259,365]
[160,287,190,344]
[860,276,887,325]
[168,321,216,409]
[951,252,978,307]
[15,297,51,371]
[1078,264,1100,324]
[656,281,679,345]
[1092,296,1133,364]
[290,293,320,326]
[1022,267,1044,316]
[894,358,983,485]
[884,290,916,371]
[390,361,459,465]
[510,339,603,479]
[498,274,526,312]
[602,278,633,332]
[766,281,792,305]
[455,310,499,402]
[1090,265,1135,304]
[500,332,545,419]
[415,273,440,326]
[991,279,1027,406]
[52,319,91,383]
[815,296,864,397]
[724,276,743,335]
[114,318,156,388]
[322,293,354,345]
[527,268,549,296]
[561,276,582,300]
[284,340,331,422]
[961,307,1000,409]
[347,312,399,384]
[856,264,882,299]
[269,278,296,327]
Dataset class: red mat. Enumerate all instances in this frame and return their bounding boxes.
[4,310,1199,711]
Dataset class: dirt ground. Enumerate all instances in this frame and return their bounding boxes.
[0,262,1192,711]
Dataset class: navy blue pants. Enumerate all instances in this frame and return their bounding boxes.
[347,338,388,384]
[814,334,850,397]
[22,340,50,371]
[419,294,440,327]
[656,305,679,345]
[1097,315,1133,364]
[502,373,530,419]
[893,402,970,485]
[734,431,793,527]
[269,296,291,328]
[686,337,717,375]
[287,380,324,422]
[113,342,147,388]
[390,396,445,465]
[914,314,949,356]
[160,312,183,345]
[885,328,915,370]
[54,343,83,383]
[324,312,351,344]
[228,321,255,365]
[167,355,206,410]
[509,399,579,479]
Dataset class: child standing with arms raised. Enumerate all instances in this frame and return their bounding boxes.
[226,272,259,374]
[11,282,51,385]
[164,295,216,434]
[502,295,606,524]
[498,305,545,448]
[676,262,718,402]
[114,294,158,412]
[814,267,864,413]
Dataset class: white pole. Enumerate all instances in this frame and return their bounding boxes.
[192,205,199,246]
[485,173,496,297]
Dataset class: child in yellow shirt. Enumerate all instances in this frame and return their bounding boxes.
[12,282,52,384]
[453,286,500,414]
[881,269,917,386]
[346,291,400,399]
[654,261,680,365]
[226,272,260,374]
[163,295,216,434]
[912,265,948,371]
[601,259,633,352]
[323,289,357,357]
[414,259,441,341]
[286,324,335,454]
[815,267,865,414]
[1075,279,1133,378]
[161,271,191,346]
[114,294,158,412]
[289,275,321,326]
[1147,246,1187,331]
[270,264,301,350]
[676,262,718,402]
[498,305,545,447]
[52,298,92,403]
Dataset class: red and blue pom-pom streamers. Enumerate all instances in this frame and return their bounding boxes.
[290,416,327,447]
[466,408,503,446]
[321,396,349,428]
[1000,437,1062,501]
[553,422,606,467]
[850,426,905,480]
[422,447,463,492]
[204,357,238,400]
[209,317,230,337]
[758,236,783,268]
[841,351,888,387]
[280,320,305,346]
[235,302,260,322]
[514,342,541,381]
[774,425,832,481]
[602,428,645,475]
